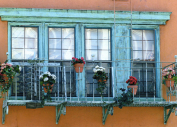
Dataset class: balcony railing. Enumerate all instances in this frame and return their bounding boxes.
[2,60,177,106]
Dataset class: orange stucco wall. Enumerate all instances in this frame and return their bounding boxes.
[1,0,177,127]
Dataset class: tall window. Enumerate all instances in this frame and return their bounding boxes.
[132,30,155,97]
[85,28,112,97]
[12,27,38,59]
[48,28,75,96]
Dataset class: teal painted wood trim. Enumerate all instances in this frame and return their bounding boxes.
[155,26,161,97]
[0,8,171,25]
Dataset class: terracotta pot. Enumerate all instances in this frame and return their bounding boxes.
[43,84,54,93]
[165,78,174,87]
[127,85,138,95]
[98,79,107,83]
[74,63,84,73]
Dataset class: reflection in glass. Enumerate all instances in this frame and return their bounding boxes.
[25,49,37,59]
[62,28,74,39]
[62,39,74,50]
[62,50,74,60]
[85,29,97,39]
[132,41,142,50]
[86,50,97,60]
[133,51,142,60]
[85,40,97,49]
[12,49,24,59]
[132,30,142,40]
[98,29,109,39]
[49,39,61,49]
[12,27,24,37]
[25,39,37,48]
[25,28,38,38]
[49,28,61,38]
[49,50,61,59]
[12,38,24,48]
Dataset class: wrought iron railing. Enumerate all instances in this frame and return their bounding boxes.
[1,60,177,105]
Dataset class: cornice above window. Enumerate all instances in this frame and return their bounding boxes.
[0,8,171,25]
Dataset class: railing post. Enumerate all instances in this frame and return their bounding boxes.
[63,66,67,101]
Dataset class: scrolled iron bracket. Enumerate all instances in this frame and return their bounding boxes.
[102,103,115,125]
[56,102,67,124]
[164,104,177,124]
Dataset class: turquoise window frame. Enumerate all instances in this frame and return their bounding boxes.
[131,25,160,97]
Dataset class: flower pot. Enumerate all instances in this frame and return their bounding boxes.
[74,63,84,73]
[165,78,174,88]
[127,85,138,95]
[98,79,107,83]
[43,84,54,93]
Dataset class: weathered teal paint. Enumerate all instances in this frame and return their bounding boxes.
[0,8,171,25]
[4,8,170,98]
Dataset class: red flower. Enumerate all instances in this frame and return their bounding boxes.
[81,57,84,60]
[72,57,75,60]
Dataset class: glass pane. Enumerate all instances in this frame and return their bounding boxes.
[132,41,142,50]
[85,40,97,49]
[62,50,74,60]
[49,28,61,38]
[49,39,61,49]
[98,40,110,50]
[98,50,110,60]
[133,51,142,60]
[143,51,154,61]
[132,30,142,40]
[98,29,109,39]
[25,28,38,38]
[12,27,24,37]
[12,38,24,48]
[86,50,97,60]
[62,28,74,39]
[25,39,37,48]
[12,49,24,59]
[25,49,37,59]
[62,39,74,50]
[143,41,154,50]
[143,30,154,40]
[85,29,97,39]
[49,50,61,59]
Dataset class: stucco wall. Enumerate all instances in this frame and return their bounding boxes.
[0,0,177,127]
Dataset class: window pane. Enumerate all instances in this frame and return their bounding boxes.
[25,39,37,48]
[49,28,61,38]
[62,39,74,50]
[86,50,97,60]
[98,40,110,50]
[143,41,154,50]
[49,39,61,49]
[12,27,24,37]
[98,29,109,39]
[85,29,97,39]
[12,49,24,59]
[143,30,154,40]
[49,50,61,59]
[12,38,24,48]
[62,50,74,60]
[133,51,142,60]
[25,49,37,59]
[143,51,154,61]
[98,50,109,60]
[62,28,74,39]
[132,30,142,40]
[25,28,38,38]
[132,41,142,50]
[12,27,38,59]
[85,40,97,49]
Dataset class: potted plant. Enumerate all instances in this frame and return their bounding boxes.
[72,57,85,73]
[93,65,108,97]
[113,88,133,109]
[40,71,56,93]
[126,76,138,95]
[162,67,175,88]
[0,61,21,92]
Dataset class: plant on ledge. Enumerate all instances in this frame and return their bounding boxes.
[162,67,176,88]
[93,65,108,97]
[72,57,85,73]
[126,76,138,95]
[0,61,21,93]
[40,71,56,101]
[113,88,133,109]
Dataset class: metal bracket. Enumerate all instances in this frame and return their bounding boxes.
[56,102,67,124]
[102,103,114,125]
[2,100,8,124]
[164,104,177,124]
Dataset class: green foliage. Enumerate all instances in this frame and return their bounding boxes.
[114,88,133,109]
[93,70,108,96]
